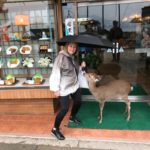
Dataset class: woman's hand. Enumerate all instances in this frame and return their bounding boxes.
[80,61,86,71]
[81,61,86,68]
[54,91,60,97]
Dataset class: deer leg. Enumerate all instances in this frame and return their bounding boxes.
[125,100,131,121]
[98,101,105,124]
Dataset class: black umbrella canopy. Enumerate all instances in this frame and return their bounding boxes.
[57,34,113,48]
[57,35,78,46]
[76,33,113,48]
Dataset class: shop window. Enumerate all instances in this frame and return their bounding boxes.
[71,0,150,95]
[0,0,56,80]
[77,4,102,34]
[120,2,150,49]
[104,4,119,30]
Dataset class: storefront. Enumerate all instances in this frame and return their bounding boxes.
[0,0,149,115]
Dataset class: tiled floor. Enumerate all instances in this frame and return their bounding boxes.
[0,113,150,143]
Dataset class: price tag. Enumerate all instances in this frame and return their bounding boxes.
[48,48,53,52]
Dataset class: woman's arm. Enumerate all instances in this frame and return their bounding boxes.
[49,54,63,96]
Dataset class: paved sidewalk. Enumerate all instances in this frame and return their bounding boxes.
[0,143,102,150]
[0,114,150,150]
[0,134,150,150]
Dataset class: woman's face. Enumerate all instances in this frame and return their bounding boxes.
[67,43,77,55]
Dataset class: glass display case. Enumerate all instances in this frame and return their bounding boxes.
[0,1,56,86]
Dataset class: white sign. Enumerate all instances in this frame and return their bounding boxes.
[65,18,74,36]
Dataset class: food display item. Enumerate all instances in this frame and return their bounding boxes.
[39,45,48,53]
[24,77,34,85]
[4,74,15,85]
[6,46,18,55]
[38,57,51,67]
[20,45,32,54]
[9,57,18,64]
[32,73,43,84]
[9,48,16,53]
[26,80,34,85]
[22,35,30,42]
[7,57,20,68]
[22,47,30,53]
[22,57,34,68]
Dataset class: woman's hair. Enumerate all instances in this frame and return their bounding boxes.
[64,42,77,51]
[63,43,69,51]
[63,42,78,55]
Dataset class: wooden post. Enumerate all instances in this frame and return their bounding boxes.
[74,0,78,35]
[54,0,63,39]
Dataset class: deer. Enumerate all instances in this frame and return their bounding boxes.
[85,72,133,124]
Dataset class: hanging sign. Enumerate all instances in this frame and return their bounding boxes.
[65,18,74,36]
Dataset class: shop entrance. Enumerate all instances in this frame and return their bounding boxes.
[62,0,150,100]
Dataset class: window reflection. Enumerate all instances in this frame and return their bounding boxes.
[104,4,119,30]
[73,0,150,95]
[120,2,150,49]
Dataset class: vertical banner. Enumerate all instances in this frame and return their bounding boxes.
[135,23,150,56]
[65,18,74,36]
[135,6,150,57]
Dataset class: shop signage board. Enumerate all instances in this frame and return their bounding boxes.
[135,5,150,57]
[65,18,74,36]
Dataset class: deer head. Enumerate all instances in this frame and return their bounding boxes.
[85,73,102,83]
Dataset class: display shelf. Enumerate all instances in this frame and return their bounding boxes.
[0,41,55,79]
[0,78,49,89]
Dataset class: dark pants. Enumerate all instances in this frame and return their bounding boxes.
[112,41,122,62]
[54,88,81,129]
[112,52,120,62]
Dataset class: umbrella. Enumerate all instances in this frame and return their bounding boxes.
[57,35,78,46]
[76,33,113,48]
[57,33,113,48]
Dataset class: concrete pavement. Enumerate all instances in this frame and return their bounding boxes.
[0,143,101,150]
[0,134,150,150]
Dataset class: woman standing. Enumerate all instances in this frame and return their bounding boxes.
[49,42,86,140]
